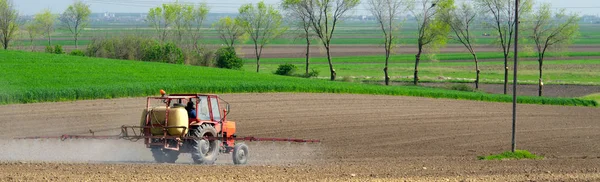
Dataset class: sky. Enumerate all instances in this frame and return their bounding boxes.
[13,0,600,16]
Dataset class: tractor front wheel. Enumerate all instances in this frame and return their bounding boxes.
[189,124,219,164]
[232,143,249,165]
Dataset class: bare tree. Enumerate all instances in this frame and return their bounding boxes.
[147,3,179,42]
[282,0,314,76]
[185,3,210,50]
[443,2,481,89]
[409,0,452,85]
[34,9,56,46]
[59,0,91,49]
[238,1,287,73]
[213,16,246,48]
[0,0,18,50]
[475,0,532,94]
[172,3,187,43]
[367,0,407,85]
[530,3,579,96]
[24,22,40,51]
[284,0,360,81]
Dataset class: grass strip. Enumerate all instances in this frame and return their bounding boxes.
[0,50,596,107]
[478,150,543,160]
[581,93,600,103]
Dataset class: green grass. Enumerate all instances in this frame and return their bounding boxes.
[254,52,600,64]
[581,93,600,103]
[16,36,600,46]
[14,22,600,46]
[248,59,600,85]
[478,150,543,160]
[0,50,597,107]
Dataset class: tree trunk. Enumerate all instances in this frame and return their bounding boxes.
[473,53,480,89]
[193,37,199,51]
[161,30,167,43]
[256,57,261,73]
[30,39,34,52]
[384,67,390,85]
[48,33,52,46]
[75,35,79,49]
[305,34,310,76]
[325,45,336,81]
[384,50,390,86]
[254,43,260,73]
[503,54,508,94]
[2,37,7,50]
[539,58,544,97]
[414,46,423,85]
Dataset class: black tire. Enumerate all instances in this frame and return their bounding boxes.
[150,147,166,163]
[189,124,219,164]
[151,147,179,163]
[232,143,249,165]
[164,149,179,163]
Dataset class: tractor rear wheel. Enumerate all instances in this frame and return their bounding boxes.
[189,124,219,164]
[150,147,179,163]
[164,150,179,163]
[150,147,166,163]
[232,143,249,165]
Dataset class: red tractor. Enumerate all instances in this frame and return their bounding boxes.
[132,91,248,165]
[17,90,320,164]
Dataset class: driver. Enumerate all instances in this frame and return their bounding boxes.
[186,100,197,119]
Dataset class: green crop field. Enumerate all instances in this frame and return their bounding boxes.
[14,21,600,47]
[0,50,595,107]
[248,58,600,85]
[253,52,600,64]
[582,93,600,103]
[249,52,600,85]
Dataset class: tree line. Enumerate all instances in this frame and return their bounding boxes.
[0,0,580,96]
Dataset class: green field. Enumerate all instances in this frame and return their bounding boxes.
[253,52,600,64]
[248,54,600,85]
[14,22,600,46]
[0,50,595,107]
[582,93,600,103]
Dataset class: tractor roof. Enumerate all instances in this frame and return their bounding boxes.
[148,94,219,100]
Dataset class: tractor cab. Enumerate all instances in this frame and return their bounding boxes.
[165,94,228,125]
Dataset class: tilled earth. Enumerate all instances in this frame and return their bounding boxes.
[0,93,599,181]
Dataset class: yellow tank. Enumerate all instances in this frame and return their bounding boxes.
[166,106,189,136]
[139,106,188,136]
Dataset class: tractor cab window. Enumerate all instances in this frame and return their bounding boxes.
[210,97,221,121]
[198,96,210,120]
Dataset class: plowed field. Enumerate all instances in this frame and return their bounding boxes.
[1,93,599,181]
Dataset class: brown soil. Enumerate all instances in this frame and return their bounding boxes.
[0,93,599,181]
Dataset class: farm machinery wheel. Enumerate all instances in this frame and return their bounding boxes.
[150,147,179,163]
[189,124,219,164]
[232,143,249,165]
[150,147,166,163]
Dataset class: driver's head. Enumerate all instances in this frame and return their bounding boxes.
[186,101,194,109]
